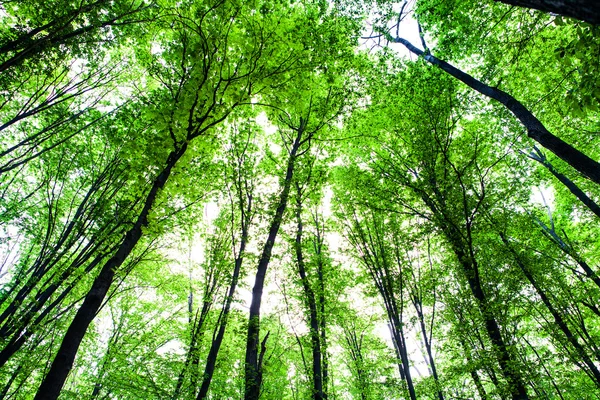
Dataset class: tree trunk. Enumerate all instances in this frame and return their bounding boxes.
[348,214,416,399]
[244,122,305,400]
[455,249,529,400]
[393,37,600,185]
[197,224,249,398]
[451,242,529,399]
[316,244,329,399]
[501,233,600,387]
[0,0,148,73]
[412,297,444,400]
[527,146,600,219]
[0,248,111,367]
[293,189,325,400]
[492,0,600,25]
[33,143,188,400]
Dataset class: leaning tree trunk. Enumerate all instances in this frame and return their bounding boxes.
[197,221,250,398]
[526,146,600,219]
[501,233,600,387]
[492,0,600,25]
[33,143,188,400]
[446,233,530,399]
[393,37,600,185]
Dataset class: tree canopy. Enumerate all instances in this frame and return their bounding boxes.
[1,0,599,399]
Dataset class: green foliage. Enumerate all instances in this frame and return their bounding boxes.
[1,0,600,399]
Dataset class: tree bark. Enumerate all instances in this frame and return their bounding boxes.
[492,0,600,25]
[501,233,600,387]
[293,188,325,400]
[527,146,600,219]
[33,143,188,400]
[393,37,600,185]
[244,121,305,400]
[197,213,250,398]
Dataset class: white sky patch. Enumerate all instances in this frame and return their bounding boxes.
[150,42,164,55]
[256,112,277,135]
[530,185,555,211]
[359,1,425,59]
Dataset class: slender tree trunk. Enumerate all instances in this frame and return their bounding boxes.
[492,0,600,25]
[469,363,488,399]
[344,327,368,400]
[317,255,329,399]
[388,322,406,380]
[522,336,565,400]
[33,143,189,400]
[173,298,212,399]
[393,37,600,185]
[293,189,324,400]
[197,137,256,399]
[388,311,417,400]
[441,225,529,399]
[348,214,416,399]
[457,250,528,399]
[244,122,305,400]
[0,165,116,336]
[0,364,21,399]
[0,248,110,367]
[527,146,600,219]
[413,297,444,400]
[0,0,148,73]
[197,225,249,398]
[501,233,600,387]
[534,218,600,289]
[0,0,108,56]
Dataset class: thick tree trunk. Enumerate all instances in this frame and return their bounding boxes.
[244,123,304,400]
[33,143,188,400]
[492,0,600,25]
[393,37,600,185]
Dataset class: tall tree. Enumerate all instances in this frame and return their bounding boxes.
[492,0,600,24]
[33,0,303,397]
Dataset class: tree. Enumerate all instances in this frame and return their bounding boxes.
[2,0,600,398]
[196,121,260,399]
[34,0,308,397]
[492,0,600,25]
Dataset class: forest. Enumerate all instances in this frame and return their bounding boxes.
[0,0,599,399]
